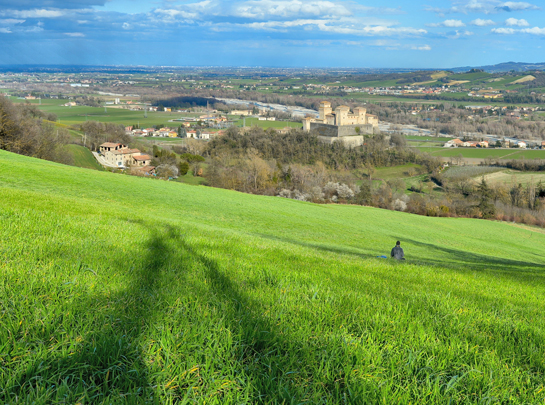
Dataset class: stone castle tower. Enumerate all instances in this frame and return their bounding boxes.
[302,101,379,146]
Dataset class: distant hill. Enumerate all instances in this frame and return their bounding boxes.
[450,61,545,73]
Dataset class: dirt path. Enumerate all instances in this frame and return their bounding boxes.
[439,157,484,165]
[499,151,520,159]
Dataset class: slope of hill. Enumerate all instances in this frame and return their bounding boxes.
[63,144,104,171]
[451,61,545,73]
[2,150,545,403]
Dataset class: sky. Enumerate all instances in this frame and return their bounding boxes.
[0,0,543,68]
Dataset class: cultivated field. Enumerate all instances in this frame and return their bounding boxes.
[419,147,545,160]
[9,97,303,130]
[482,170,545,186]
[2,151,545,402]
[231,116,303,129]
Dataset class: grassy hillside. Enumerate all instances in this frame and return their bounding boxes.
[2,150,545,403]
[63,144,104,171]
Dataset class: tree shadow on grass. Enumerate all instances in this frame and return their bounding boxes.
[399,237,545,284]
[5,223,183,403]
[251,231,545,287]
[6,222,373,403]
[176,238,373,404]
[254,232,378,261]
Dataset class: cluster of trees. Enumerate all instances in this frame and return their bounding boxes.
[79,121,130,151]
[368,102,545,139]
[0,96,70,164]
[203,127,441,196]
[201,125,545,228]
[485,158,545,172]
[74,96,103,108]
[206,127,441,171]
[149,144,205,179]
[408,93,545,105]
[151,96,218,109]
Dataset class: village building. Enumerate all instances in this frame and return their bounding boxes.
[302,101,379,147]
[99,143,152,168]
[444,139,464,148]
[231,109,253,116]
[99,142,127,153]
[132,154,152,166]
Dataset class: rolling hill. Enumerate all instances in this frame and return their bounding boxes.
[2,150,545,403]
[451,61,545,73]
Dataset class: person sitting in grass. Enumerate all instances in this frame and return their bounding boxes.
[391,240,405,260]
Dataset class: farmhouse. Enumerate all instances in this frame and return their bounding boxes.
[231,109,253,116]
[99,143,152,168]
[99,142,127,153]
[444,138,464,148]
[302,101,379,147]
[132,154,152,166]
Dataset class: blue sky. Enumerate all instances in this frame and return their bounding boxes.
[0,0,543,68]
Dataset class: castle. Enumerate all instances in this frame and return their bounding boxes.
[303,101,379,147]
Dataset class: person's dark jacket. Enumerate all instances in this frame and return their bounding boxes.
[391,245,404,260]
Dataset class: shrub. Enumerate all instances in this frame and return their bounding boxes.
[178,161,190,176]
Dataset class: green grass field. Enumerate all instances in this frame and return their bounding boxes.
[10,97,191,128]
[3,150,545,402]
[418,147,545,160]
[483,170,545,186]
[64,144,104,171]
[231,117,303,129]
[373,164,421,180]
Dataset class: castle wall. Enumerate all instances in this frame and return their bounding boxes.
[311,123,339,138]
[310,122,377,137]
[317,135,366,147]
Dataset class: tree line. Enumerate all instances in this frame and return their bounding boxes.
[0,97,70,164]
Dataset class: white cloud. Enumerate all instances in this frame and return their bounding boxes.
[426,0,540,15]
[498,1,540,11]
[411,45,432,50]
[492,25,545,34]
[22,25,44,33]
[214,18,427,36]
[521,26,545,34]
[154,8,199,20]
[449,29,474,38]
[470,18,495,26]
[231,0,353,19]
[122,22,131,29]
[64,32,85,37]
[0,27,11,33]
[506,18,529,26]
[428,19,466,27]
[155,0,357,21]
[491,27,516,33]
[352,6,405,15]
[0,18,25,25]
[0,9,66,18]
[152,1,425,38]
